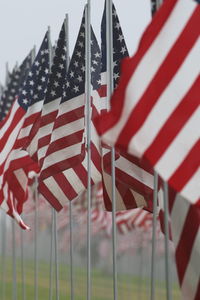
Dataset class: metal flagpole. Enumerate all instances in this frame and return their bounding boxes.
[106,1,118,299]
[64,14,74,300]
[20,222,26,300]
[85,2,92,300]
[5,62,9,85]
[150,172,158,300]
[12,219,17,300]
[34,177,39,300]
[53,210,59,300]
[163,182,172,300]
[1,213,7,300]
[49,209,54,300]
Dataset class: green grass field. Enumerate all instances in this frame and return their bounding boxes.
[0,258,181,299]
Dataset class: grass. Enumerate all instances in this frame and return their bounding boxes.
[0,258,181,299]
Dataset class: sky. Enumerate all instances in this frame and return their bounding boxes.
[0,0,151,84]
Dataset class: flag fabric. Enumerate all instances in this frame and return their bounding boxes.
[0,33,49,228]
[95,0,200,204]
[39,11,102,211]
[95,0,200,298]
[100,2,155,212]
[25,22,68,167]
[0,52,32,121]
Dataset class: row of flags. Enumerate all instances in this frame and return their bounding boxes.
[0,0,199,299]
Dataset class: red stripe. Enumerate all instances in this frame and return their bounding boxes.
[117,10,200,151]
[38,180,63,212]
[175,203,200,284]
[145,76,200,165]
[95,0,179,134]
[117,182,138,210]
[40,110,58,127]
[53,106,84,129]
[97,85,107,98]
[194,280,200,300]
[102,178,113,211]
[53,172,78,201]
[168,140,200,193]
[91,142,101,173]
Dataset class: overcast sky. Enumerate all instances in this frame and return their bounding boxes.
[0,0,151,84]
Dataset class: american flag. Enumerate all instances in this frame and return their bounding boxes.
[0,52,32,121]
[25,22,68,166]
[39,11,102,211]
[0,33,49,229]
[100,2,155,211]
[96,0,200,298]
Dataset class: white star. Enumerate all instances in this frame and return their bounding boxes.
[61,54,66,61]
[73,85,79,93]
[78,41,84,48]
[76,51,81,58]
[29,80,34,86]
[66,81,70,88]
[91,66,95,72]
[45,49,49,54]
[41,76,46,82]
[95,52,100,58]
[33,94,38,100]
[113,60,118,67]
[81,65,85,72]
[22,89,27,95]
[35,61,39,66]
[92,60,98,65]
[37,85,42,91]
[113,10,117,17]
[45,68,49,74]
[51,90,56,97]
[115,22,120,30]
[74,61,78,67]
[63,91,66,97]
[70,71,74,78]
[41,58,45,63]
[118,34,124,43]
[30,90,33,95]
[77,75,83,82]
[56,72,61,78]
[54,81,59,87]
[80,32,85,38]
[59,64,64,69]
[97,79,101,85]
[41,50,45,55]
[23,99,28,104]
[120,47,126,55]
[114,73,119,80]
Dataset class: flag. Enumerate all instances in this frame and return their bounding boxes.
[100,1,155,211]
[95,0,200,204]
[25,21,68,167]
[38,11,102,211]
[0,32,49,228]
[0,52,32,121]
[95,0,200,298]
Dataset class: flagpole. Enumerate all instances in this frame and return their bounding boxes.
[64,14,74,300]
[5,62,9,85]
[163,182,172,300]
[12,218,17,300]
[53,209,59,300]
[106,1,118,299]
[150,172,158,300]
[34,177,39,300]
[49,208,54,300]
[85,2,92,300]
[1,212,7,300]
[20,220,26,300]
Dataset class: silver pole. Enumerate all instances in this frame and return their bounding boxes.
[20,223,26,300]
[49,208,54,300]
[163,182,172,300]
[5,62,9,85]
[64,15,74,300]
[106,1,118,298]
[34,177,39,300]
[85,2,92,300]
[53,210,59,300]
[12,219,17,300]
[1,213,7,300]
[150,172,158,300]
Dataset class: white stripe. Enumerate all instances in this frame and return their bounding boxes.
[41,97,61,116]
[50,118,85,141]
[171,194,190,247]
[129,189,147,207]
[43,176,69,207]
[115,156,154,189]
[0,100,19,139]
[155,108,200,180]
[18,124,33,139]
[57,94,85,116]
[14,169,28,192]
[181,168,200,204]
[81,155,101,184]
[129,40,200,156]
[43,143,84,169]
[0,117,24,165]
[181,228,200,300]
[102,0,196,144]
[63,169,85,195]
